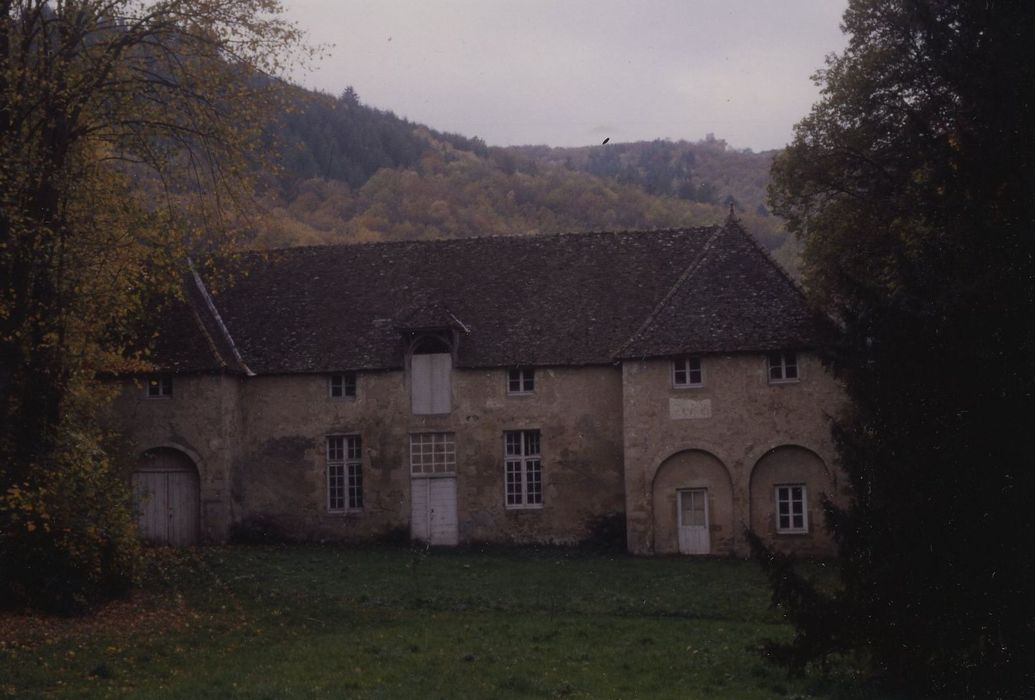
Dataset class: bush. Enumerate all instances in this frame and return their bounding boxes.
[582,511,627,553]
[228,515,296,545]
[0,430,142,614]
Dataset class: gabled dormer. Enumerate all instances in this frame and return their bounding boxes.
[396,299,470,416]
[407,331,453,415]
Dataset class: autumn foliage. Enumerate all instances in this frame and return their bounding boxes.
[0,0,306,611]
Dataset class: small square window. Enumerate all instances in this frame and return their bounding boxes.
[507,368,534,394]
[767,352,799,383]
[146,375,173,398]
[329,372,357,399]
[672,357,703,387]
[775,484,808,533]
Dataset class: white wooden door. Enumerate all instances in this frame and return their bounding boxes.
[677,488,710,555]
[410,476,458,546]
[132,450,200,546]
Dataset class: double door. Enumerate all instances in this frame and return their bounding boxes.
[411,476,458,546]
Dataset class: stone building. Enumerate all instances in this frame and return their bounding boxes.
[111,217,845,556]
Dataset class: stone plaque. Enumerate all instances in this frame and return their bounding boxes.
[669,397,712,420]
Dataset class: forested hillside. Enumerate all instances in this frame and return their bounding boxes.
[249,87,798,269]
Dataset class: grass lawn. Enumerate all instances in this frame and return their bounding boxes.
[0,546,868,699]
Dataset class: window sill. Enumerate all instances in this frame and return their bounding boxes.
[505,504,544,511]
[672,383,705,390]
[328,396,357,402]
[767,379,800,386]
[506,391,535,397]
[327,509,364,515]
[775,529,809,536]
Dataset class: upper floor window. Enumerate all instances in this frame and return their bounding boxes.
[775,484,807,533]
[329,372,357,399]
[507,368,535,394]
[767,352,799,383]
[327,435,363,511]
[146,375,173,398]
[504,430,542,508]
[672,357,703,388]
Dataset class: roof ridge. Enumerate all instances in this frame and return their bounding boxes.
[188,259,255,377]
[235,226,721,257]
[611,226,726,360]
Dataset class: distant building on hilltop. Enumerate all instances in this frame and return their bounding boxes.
[111,217,845,556]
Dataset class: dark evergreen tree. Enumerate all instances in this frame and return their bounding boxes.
[757,1,1035,697]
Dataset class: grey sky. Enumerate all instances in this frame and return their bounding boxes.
[280,1,849,151]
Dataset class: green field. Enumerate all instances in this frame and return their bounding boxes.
[0,546,869,699]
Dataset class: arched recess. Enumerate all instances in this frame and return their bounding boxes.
[132,447,200,546]
[748,445,834,554]
[651,449,734,555]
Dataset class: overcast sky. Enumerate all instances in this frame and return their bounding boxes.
[279,1,849,152]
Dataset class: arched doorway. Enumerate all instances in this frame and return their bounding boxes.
[652,449,733,555]
[132,448,200,545]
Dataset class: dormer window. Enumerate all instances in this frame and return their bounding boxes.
[672,357,703,388]
[329,372,357,399]
[767,352,799,383]
[410,334,452,415]
[146,375,173,398]
[507,368,535,394]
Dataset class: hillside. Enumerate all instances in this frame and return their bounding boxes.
[246,87,798,270]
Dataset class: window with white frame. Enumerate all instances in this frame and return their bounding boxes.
[672,357,703,387]
[507,368,535,394]
[504,430,542,508]
[410,432,456,474]
[146,375,173,398]
[327,435,363,511]
[329,372,357,399]
[767,352,799,383]
[775,484,807,533]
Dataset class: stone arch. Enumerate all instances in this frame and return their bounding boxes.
[410,334,452,355]
[651,449,735,555]
[748,444,834,555]
[132,447,201,546]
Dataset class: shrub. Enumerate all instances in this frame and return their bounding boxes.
[0,430,142,614]
[228,515,296,545]
[582,511,627,553]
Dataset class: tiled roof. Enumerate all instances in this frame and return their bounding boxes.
[616,219,825,358]
[152,220,824,374]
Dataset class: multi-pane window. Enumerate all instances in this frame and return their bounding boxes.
[775,484,807,533]
[507,368,535,394]
[767,352,799,383]
[329,372,357,399]
[672,357,703,387]
[146,375,173,398]
[327,435,363,511]
[410,432,456,474]
[504,430,542,508]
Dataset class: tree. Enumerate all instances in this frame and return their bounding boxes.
[757,1,1035,696]
[0,0,306,611]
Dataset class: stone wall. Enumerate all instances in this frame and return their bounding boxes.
[112,365,625,545]
[622,352,845,556]
[108,373,241,543]
[110,352,844,554]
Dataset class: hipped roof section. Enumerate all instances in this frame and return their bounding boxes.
[152,221,825,375]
